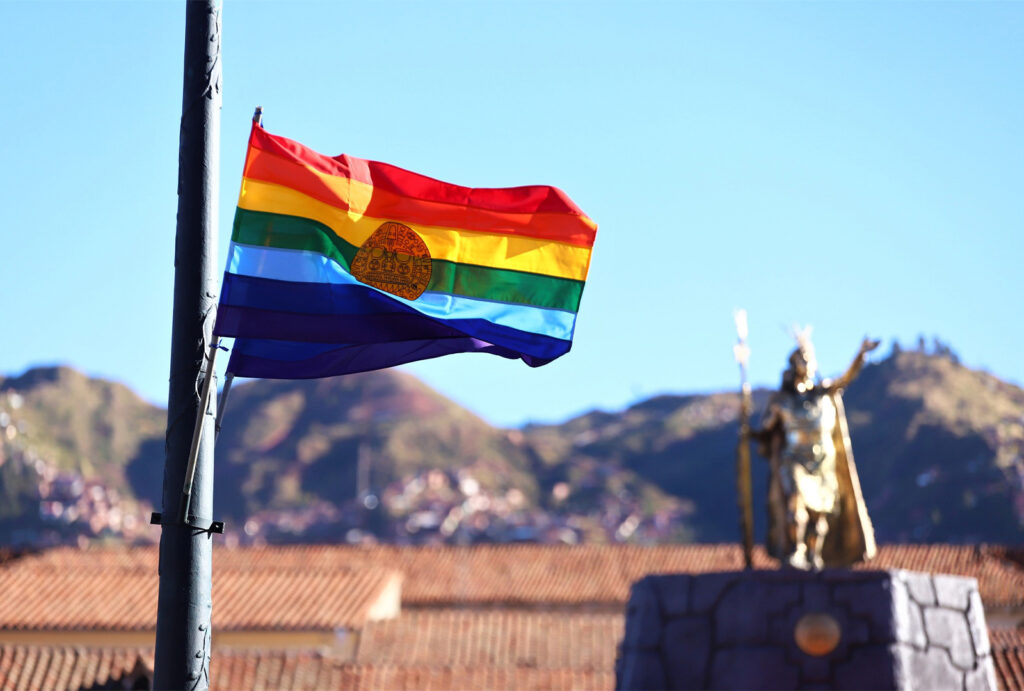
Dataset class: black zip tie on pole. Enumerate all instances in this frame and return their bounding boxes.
[151,512,224,535]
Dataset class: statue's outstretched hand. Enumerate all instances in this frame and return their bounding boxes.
[860,337,881,355]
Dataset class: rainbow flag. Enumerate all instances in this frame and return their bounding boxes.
[213,123,597,379]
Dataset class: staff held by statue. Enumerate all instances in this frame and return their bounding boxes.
[733,310,755,569]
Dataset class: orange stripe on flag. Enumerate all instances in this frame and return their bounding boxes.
[243,147,596,248]
[247,124,597,244]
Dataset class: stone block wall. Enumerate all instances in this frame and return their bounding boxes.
[615,569,997,690]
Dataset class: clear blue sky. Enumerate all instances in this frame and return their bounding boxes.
[2,1,1021,427]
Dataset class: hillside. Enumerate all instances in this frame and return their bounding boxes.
[1,348,1022,548]
[0,367,164,545]
[847,350,1024,542]
[523,350,1024,544]
[188,371,552,542]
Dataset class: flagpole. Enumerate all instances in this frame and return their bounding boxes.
[154,1,221,688]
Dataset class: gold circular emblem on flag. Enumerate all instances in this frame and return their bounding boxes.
[351,221,433,300]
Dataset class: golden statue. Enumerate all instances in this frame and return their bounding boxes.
[734,316,877,571]
[755,330,878,569]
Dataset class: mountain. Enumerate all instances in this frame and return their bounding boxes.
[846,349,1024,542]
[1,347,1022,548]
[0,367,164,545]
[212,371,536,511]
[523,349,1024,544]
[0,366,164,482]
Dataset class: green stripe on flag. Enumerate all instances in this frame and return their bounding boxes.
[231,208,585,312]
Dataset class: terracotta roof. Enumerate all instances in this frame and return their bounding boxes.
[6,632,1024,691]
[989,628,1024,647]
[329,664,613,690]
[0,647,612,691]
[0,645,150,691]
[866,545,1024,610]
[991,628,1024,691]
[2,543,1021,633]
[0,551,399,632]
[356,609,622,669]
[219,543,1024,608]
[208,649,348,690]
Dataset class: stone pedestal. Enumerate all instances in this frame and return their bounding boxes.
[616,569,997,690]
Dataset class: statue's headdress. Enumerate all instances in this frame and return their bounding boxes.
[788,324,818,380]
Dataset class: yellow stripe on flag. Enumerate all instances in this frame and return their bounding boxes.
[239,178,593,281]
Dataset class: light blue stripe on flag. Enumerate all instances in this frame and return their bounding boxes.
[226,243,576,340]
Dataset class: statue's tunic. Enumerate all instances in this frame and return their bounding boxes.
[764,387,877,567]
[778,391,840,515]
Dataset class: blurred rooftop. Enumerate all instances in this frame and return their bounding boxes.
[0,543,1021,689]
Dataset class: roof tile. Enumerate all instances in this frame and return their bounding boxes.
[991,628,1024,691]
[0,551,399,632]
[4,632,1023,691]
[1,543,1021,636]
[356,609,622,669]
[0,647,614,691]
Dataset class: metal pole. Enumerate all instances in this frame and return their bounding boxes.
[154,1,221,688]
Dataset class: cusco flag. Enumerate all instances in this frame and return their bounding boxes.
[212,123,597,379]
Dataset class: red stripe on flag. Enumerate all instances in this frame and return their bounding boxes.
[243,146,596,248]
[248,124,597,239]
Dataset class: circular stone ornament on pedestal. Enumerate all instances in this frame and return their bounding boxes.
[794,612,842,656]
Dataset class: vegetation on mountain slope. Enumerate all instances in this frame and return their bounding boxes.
[1,347,1021,547]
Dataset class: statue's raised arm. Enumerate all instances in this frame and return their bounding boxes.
[827,337,881,392]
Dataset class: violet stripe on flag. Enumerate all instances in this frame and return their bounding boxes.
[226,337,557,380]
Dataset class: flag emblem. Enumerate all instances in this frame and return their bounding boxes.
[351,221,433,300]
